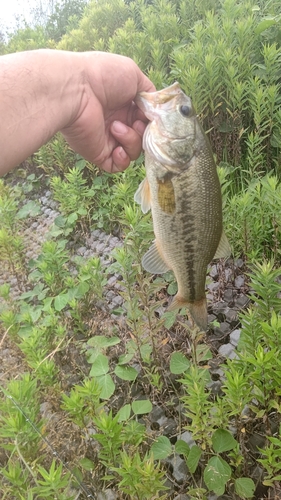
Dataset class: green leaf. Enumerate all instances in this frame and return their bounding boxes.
[54,293,69,311]
[114,365,138,381]
[140,343,152,362]
[255,18,277,35]
[186,445,201,473]
[89,354,109,376]
[132,399,152,415]
[67,212,78,224]
[17,201,41,219]
[163,310,177,329]
[170,352,190,374]
[54,215,66,227]
[116,404,131,422]
[234,478,255,498]
[163,311,177,329]
[196,344,213,362]
[175,439,190,457]
[118,352,135,365]
[167,281,178,295]
[79,458,94,471]
[150,436,172,460]
[96,374,115,399]
[212,429,237,453]
[204,456,231,495]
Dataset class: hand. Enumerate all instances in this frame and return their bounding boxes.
[61,52,155,173]
[0,50,155,175]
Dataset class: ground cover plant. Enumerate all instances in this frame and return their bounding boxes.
[1,0,281,499]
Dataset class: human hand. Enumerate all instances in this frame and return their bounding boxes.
[62,52,156,173]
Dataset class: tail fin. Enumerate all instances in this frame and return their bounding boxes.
[167,295,208,331]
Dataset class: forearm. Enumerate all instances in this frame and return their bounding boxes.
[0,49,87,174]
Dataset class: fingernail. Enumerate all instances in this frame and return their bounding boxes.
[112,121,128,134]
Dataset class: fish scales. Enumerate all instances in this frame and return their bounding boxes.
[134,82,231,330]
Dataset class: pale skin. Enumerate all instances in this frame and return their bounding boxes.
[0,49,156,175]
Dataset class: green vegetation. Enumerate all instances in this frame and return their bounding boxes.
[1,0,281,498]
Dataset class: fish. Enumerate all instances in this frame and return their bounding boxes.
[134,82,231,331]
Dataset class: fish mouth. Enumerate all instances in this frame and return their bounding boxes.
[135,82,182,121]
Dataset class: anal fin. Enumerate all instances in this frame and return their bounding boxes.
[142,241,170,274]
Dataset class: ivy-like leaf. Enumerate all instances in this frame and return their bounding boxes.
[175,439,190,457]
[114,365,138,381]
[54,292,69,311]
[212,429,237,453]
[234,478,255,498]
[116,404,131,422]
[132,399,152,415]
[186,445,201,473]
[89,354,109,376]
[150,436,172,460]
[170,352,190,374]
[96,374,115,399]
[204,456,231,495]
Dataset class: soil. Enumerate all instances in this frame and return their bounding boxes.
[0,174,277,500]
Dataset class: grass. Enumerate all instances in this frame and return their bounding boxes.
[0,159,281,499]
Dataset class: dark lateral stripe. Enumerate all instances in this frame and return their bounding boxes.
[179,190,196,301]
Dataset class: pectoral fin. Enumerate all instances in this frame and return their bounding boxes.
[213,231,231,260]
[134,178,151,214]
[142,241,170,274]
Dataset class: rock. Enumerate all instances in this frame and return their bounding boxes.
[209,264,219,278]
[224,308,238,324]
[213,301,229,314]
[109,295,123,309]
[223,288,234,302]
[230,329,241,347]
[234,275,245,288]
[91,229,101,238]
[235,258,244,269]
[168,455,189,483]
[236,294,249,309]
[208,379,223,396]
[218,343,238,359]
[106,291,116,301]
[163,418,177,438]
[77,246,87,256]
[178,431,195,448]
[98,231,107,241]
[224,268,233,282]
[96,242,106,253]
[97,490,117,500]
[207,282,220,292]
[150,405,168,427]
[107,276,117,287]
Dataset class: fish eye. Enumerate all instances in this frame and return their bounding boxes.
[180,105,191,117]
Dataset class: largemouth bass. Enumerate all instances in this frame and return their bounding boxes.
[134,82,231,331]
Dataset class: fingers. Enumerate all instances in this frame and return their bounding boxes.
[103,119,144,171]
